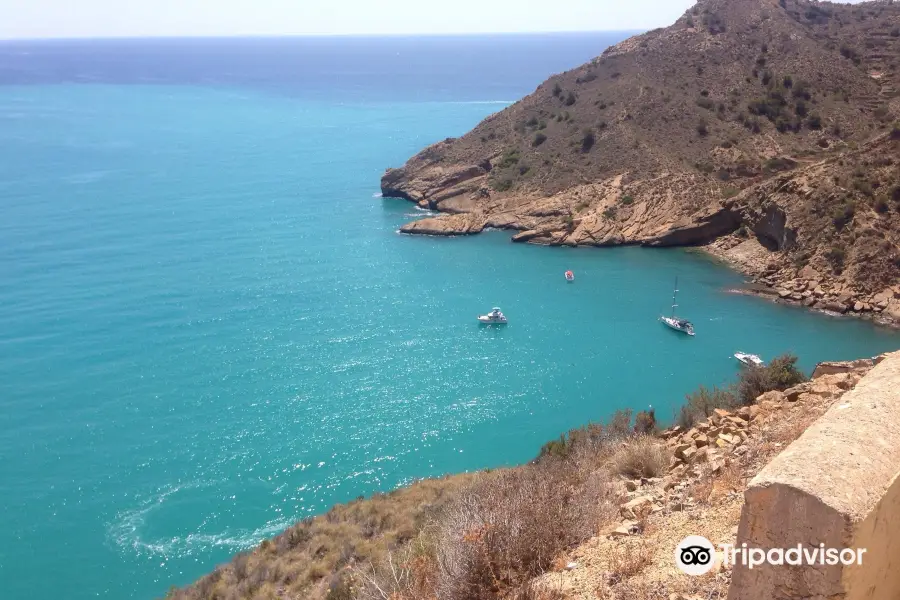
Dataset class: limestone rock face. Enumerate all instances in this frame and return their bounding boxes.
[399,213,486,236]
[728,351,900,600]
[812,358,877,379]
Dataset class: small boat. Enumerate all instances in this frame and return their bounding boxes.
[659,277,695,336]
[565,270,575,282]
[478,307,508,324]
[735,352,765,367]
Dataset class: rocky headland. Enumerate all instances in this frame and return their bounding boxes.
[382,0,900,325]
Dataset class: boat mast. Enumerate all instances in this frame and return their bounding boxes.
[671,276,678,318]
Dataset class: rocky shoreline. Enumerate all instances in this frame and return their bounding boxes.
[393,207,900,330]
[700,239,900,330]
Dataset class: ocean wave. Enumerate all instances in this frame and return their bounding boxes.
[108,481,292,558]
[63,171,111,185]
[372,192,383,198]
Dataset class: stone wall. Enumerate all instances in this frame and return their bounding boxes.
[728,352,900,600]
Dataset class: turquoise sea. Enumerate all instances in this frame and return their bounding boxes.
[1,36,898,600]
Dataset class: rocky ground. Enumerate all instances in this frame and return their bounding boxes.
[527,357,881,599]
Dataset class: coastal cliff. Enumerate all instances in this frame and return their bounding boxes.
[382,0,900,322]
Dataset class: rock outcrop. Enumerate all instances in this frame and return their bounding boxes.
[384,0,900,323]
[729,351,900,600]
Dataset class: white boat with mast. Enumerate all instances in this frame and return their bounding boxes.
[659,277,695,336]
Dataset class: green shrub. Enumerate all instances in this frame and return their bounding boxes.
[697,97,715,110]
[497,149,520,169]
[532,132,547,147]
[764,157,795,173]
[825,245,846,271]
[723,187,739,199]
[696,120,709,137]
[891,122,900,140]
[492,178,513,192]
[633,409,657,435]
[840,45,860,64]
[875,198,889,214]
[564,91,576,106]
[620,195,634,205]
[736,354,806,405]
[806,114,822,129]
[325,575,353,600]
[853,180,874,197]
[581,128,595,152]
[678,385,736,429]
[539,435,569,459]
[552,83,562,97]
[537,409,633,460]
[603,207,617,220]
[831,202,855,229]
[744,117,762,133]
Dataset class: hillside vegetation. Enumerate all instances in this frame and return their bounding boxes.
[383,0,900,321]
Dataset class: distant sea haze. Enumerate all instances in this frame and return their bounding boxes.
[1,34,898,600]
[0,33,638,100]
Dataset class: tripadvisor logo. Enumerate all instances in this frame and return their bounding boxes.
[675,535,716,576]
[675,535,869,575]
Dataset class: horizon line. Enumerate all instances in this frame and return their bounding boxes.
[0,29,640,43]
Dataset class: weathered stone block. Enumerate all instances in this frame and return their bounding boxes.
[729,352,900,600]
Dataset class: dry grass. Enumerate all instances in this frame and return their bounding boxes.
[431,460,617,600]
[352,461,620,600]
[352,413,645,600]
[165,474,477,600]
[508,583,567,600]
[611,436,669,479]
[606,540,653,585]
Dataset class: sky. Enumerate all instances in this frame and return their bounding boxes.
[0,0,702,39]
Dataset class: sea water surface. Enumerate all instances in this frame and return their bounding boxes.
[0,36,898,600]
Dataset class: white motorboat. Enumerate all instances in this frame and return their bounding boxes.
[565,270,575,282]
[735,352,764,367]
[659,277,695,336]
[478,307,508,324]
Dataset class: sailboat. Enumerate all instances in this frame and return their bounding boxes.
[659,277,695,336]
